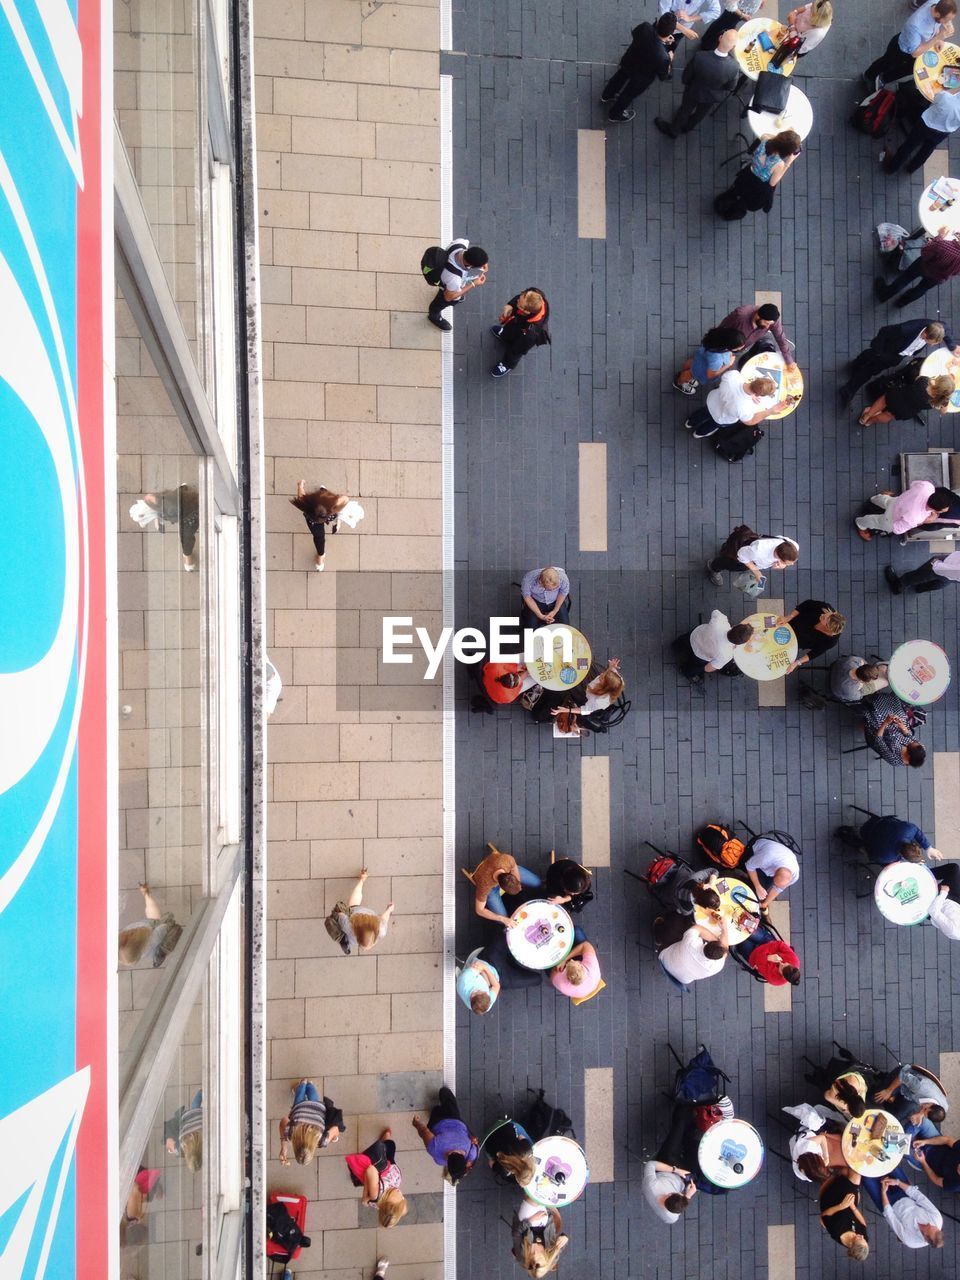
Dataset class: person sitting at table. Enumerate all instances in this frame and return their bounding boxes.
[686,370,789,439]
[786,0,832,54]
[511,1200,568,1276]
[855,481,960,539]
[874,1178,945,1249]
[719,129,803,218]
[835,813,943,866]
[744,835,800,909]
[467,843,542,926]
[674,611,754,688]
[549,658,625,735]
[700,0,766,53]
[840,320,956,405]
[658,917,730,988]
[652,903,718,951]
[485,1117,535,1186]
[818,1173,870,1262]
[520,566,570,629]
[479,661,536,708]
[456,947,502,1014]
[885,548,960,594]
[929,880,960,938]
[875,226,960,308]
[549,935,603,1002]
[828,656,889,704]
[474,930,544,991]
[733,922,801,985]
[784,1103,847,1183]
[778,599,845,674]
[657,865,723,919]
[804,1053,873,1118]
[643,1104,699,1222]
[912,1134,960,1192]
[705,530,799,585]
[864,0,957,87]
[673,324,747,395]
[858,690,926,768]
[543,850,593,912]
[872,1062,951,1126]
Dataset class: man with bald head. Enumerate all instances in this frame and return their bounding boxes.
[655,28,740,137]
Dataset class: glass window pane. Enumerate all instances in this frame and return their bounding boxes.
[120,1000,204,1279]
[115,0,202,372]
[117,289,206,1064]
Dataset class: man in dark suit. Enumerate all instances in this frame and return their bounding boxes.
[601,13,678,123]
[654,28,739,137]
[840,319,958,403]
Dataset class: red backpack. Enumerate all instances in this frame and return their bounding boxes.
[695,823,746,869]
[850,88,896,139]
[645,855,679,887]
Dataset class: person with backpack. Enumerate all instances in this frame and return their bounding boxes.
[413,1087,479,1185]
[685,369,788,439]
[674,611,754,688]
[490,289,551,378]
[344,1128,408,1227]
[327,869,395,953]
[863,0,957,87]
[600,12,678,124]
[279,1081,345,1165]
[744,834,800,909]
[425,239,489,331]
[706,529,799,585]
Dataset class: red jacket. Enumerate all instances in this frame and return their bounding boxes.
[749,939,800,985]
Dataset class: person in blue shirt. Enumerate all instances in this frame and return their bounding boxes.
[864,0,957,86]
[883,84,960,173]
[835,814,943,865]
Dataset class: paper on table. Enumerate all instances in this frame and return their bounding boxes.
[930,175,957,202]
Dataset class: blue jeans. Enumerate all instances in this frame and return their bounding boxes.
[734,923,773,962]
[190,1089,203,1110]
[658,958,690,992]
[862,1176,907,1211]
[902,1115,939,1169]
[573,926,586,945]
[754,869,774,892]
[293,1081,319,1107]
[485,865,542,916]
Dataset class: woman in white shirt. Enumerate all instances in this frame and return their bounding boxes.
[550,658,624,735]
[787,1,832,54]
[686,370,788,439]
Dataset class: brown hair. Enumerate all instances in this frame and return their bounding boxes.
[378,1188,408,1228]
[180,1130,203,1172]
[797,1151,829,1182]
[351,912,382,950]
[703,941,726,961]
[746,375,777,397]
[906,742,926,768]
[834,1078,865,1117]
[927,375,956,411]
[776,542,799,564]
[856,663,883,682]
[499,871,522,896]
[663,1193,689,1215]
[118,925,153,966]
[767,129,802,158]
[588,668,625,700]
[936,0,958,18]
[820,611,845,636]
[782,964,801,986]
[496,1150,535,1186]
[470,990,491,1015]
[498,672,521,688]
[291,1123,322,1165]
[691,884,722,911]
[928,1104,947,1125]
[290,486,349,519]
[728,623,754,645]
[900,841,926,863]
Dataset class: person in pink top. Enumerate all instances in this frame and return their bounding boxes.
[550,936,603,1000]
[855,481,959,540]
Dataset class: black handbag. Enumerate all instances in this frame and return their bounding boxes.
[751,70,790,115]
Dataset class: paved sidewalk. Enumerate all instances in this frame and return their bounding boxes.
[255,1,446,1276]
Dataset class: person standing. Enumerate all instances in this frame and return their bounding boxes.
[883,84,960,173]
[885,549,960,593]
[673,324,746,394]
[427,239,489,331]
[706,530,799,585]
[720,300,798,366]
[685,369,786,438]
[412,1087,479,1185]
[864,0,957,86]
[601,13,678,123]
[840,320,956,403]
[655,29,740,137]
[876,226,960,307]
[855,482,959,540]
[490,289,550,378]
[674,611,754,686]
[779,600,845,673]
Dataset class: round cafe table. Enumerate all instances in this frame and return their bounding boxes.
[888,639,951,705]
[527,624,592,692]
[698,1119,765,1189]
[921,345,960,412]
[874,860,939,926]
[733,612,798,681]
[740,351,804,419]
[914,42,960,103]
[842,1110,909,1177]
[735,19,797,80]
[694,875,761,946]
[505,899,574,970]
[526,1136,590,1207]
[747,85,813,141]
[917,178,960,237]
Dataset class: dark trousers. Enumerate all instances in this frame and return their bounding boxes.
[846,346,899,395]
[708,552,742,573]
[736,333,778,367]
[701,10,741,51]
[687,403,726,433]
[673,633,709,680]
[303,513,336,556]
[429,1087,462,1129]
[429,290,462,322]
[865,34,915,86]
[499,325,540,370]
[877,257,938,306]
[885,120,949,173]
[520,599,571,629]
[673,87,714,133]
[602,66,654,118]
[655,1103,697,1167]
[734,922,774,962]
[480,932,543,989]
[898,557,950,591]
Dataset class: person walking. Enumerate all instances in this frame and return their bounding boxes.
[673,324,746,394]
[427,239,489,331]
[719,129,803,217]
[601,13,678,123]
[855,481,959,539]
[344,1128,408,1227]
[778,600,846,673]
[278,1081,345,1165]
[655,28,740,136]
[883,84,960,173]
[330,869,395,952]
[136,485,201,571]
[864,0,956,86]
[885,549,960,593]
[876,226,960,307]
[706,529,799,584]
[840,320,956,403]
[674,611,754,688]
[290,480,353,571]
[685,369,788,438]
[490,289,551,378]
[720,300,798,365]
[413,1087,479,1185]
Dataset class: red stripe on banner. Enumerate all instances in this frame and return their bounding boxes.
[74,0,109,1273]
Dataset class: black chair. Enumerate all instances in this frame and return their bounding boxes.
[729,912,787,984]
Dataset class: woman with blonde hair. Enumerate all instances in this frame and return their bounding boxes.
[485,1117,536,1186]
[118,882,182,969]
[819,1172,870,1261]
[290,478,350,571]
[550,658,625,737]
[490,288,551,379]
[858,372,955,426]
[165,1090,203,1171]
[787,0,832,54]
[278,1080,345,1166]
[511,1201,569,1276]
[345,1128,408,1228]
[333,868,395,953]
[778,600,845,674]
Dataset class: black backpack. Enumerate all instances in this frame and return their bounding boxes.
[420,243,465,288]
[850,87,897,138]
[713,424,763,462]
[520,1089,576,1142]
[580,697,631,734]
[266,1202,310,1258]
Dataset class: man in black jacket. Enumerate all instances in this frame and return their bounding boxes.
[840,319,958,403]
[601,13,677,123]
[654,28,739,137]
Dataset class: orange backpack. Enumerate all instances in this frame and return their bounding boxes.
[695,823,746,869]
